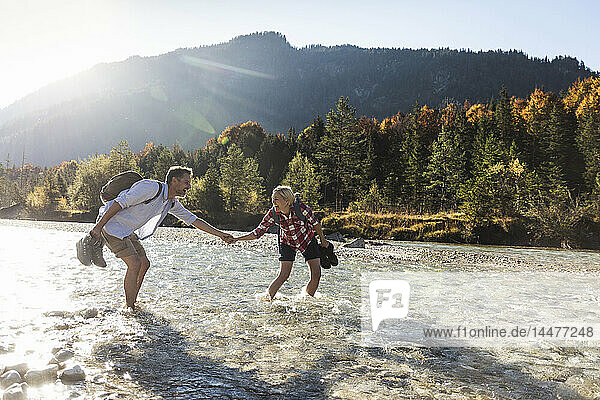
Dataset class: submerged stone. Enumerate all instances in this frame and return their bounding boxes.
[24,365,57,386]
[344,238,365,248]
[2,365,26,378]
[60,365,85,383]
[2,382,26,400]
[326,232,345,242]
[0,344,15,355]
[1,371,21,389]
[50,349,74,364]
[80,308,98,319]
[44,311,74,318]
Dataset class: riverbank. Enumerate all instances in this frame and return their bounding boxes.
[2,218,598,273]
[3,204,600,250]
[321,211,600,250]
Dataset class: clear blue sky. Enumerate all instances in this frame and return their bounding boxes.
[1,0,598,109]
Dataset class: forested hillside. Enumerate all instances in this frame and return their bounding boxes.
[0,32,595,166]
[3,77,600,248]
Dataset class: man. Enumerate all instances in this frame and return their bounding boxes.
[89,166,233,310]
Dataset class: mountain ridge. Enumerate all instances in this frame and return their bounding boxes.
[0,31,596,166]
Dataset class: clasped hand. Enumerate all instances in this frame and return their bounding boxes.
[220,233,237,244]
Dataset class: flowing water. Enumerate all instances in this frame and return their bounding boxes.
[1,220,600,399]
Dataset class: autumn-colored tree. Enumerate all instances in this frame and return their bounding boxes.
[217,121,267,158]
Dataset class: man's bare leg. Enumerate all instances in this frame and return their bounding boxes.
[267,261,293,299]
[121,255,142,309]
[305,258,321,296]
[134,255,151,301]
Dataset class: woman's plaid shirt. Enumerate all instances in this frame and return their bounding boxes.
[252,201,319,253]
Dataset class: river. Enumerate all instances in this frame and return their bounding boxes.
[1,219,599,399]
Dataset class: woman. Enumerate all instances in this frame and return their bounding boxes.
[233,186,329,300]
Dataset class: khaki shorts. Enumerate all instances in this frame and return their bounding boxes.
[102,231,147,259]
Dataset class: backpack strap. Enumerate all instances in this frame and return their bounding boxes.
[142,182,162,205]
[293,195,305,222]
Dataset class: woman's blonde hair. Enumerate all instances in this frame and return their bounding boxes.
[272,185,296,205]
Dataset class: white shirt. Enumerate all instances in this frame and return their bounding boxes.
[98,179,197,240]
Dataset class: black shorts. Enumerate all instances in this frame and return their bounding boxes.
[279,237,320,262]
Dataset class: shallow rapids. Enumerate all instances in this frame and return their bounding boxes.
[1,220,599,399]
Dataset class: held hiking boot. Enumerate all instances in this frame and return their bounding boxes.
[76,234,93,266]
[90,236,106,267]
[326,242,338,266]
[320,251,331,269]
[319,242,338,269]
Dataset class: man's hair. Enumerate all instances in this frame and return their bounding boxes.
[165,166,192,184]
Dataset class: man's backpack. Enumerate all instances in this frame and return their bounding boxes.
[100,171,162,205]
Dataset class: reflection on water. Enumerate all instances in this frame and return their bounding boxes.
[1,220,599,399]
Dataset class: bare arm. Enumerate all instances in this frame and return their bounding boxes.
[233,232,258,242]
[90,202,122,239]
[192,218,234,243]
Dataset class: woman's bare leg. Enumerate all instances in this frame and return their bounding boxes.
[267,261,293,299]
[305,258,321,296]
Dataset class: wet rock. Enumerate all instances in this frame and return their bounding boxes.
[24,365,57,386]
[95,392,118,399]
[50,349,74,365]
[2,383,26,400]
[60,365,85,383]
[326,232,345,242]
[44,311,74,318]
[344,238,365,248]
[80,307,98,319]
[2,383,27,400]
[2,365,26,378]
[91,374,106,384]
[1,371,22,389]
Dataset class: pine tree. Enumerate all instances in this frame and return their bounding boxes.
[425,125,467,211]
[316,97,365,210]
[218,144,264,213]
[256,134,293,195]
[297,116,325,164]
[379,113,412,207]
[495,87,514,149]
[109,140,138,173]
[404,109,430,212]
[282,152,322,207]
[576,108,600,193]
